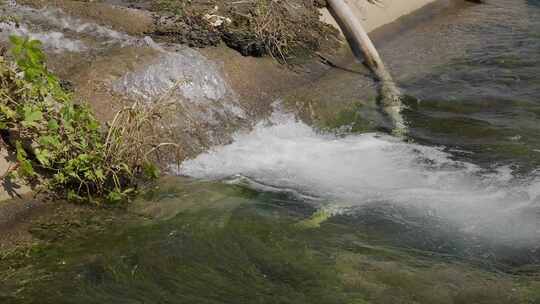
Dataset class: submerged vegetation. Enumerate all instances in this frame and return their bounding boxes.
[0,36,164,204]
[1,179,539,303]
[151,0,340,62]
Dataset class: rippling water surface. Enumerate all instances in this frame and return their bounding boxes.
[2,0,540,303]
[179,0,540,261]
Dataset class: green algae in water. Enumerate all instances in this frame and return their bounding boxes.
[1,192,345,303]
[2,179,539,304]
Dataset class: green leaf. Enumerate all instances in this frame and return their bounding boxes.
[27,39,43,49]
[39,135,60,148]
[18,158,35,177]
[106,190,124,204]
[8,35,24,47]
[15,140,27,161]
[47,119,59,131]
[35,148,51,166]
[143,162,160,180]
[53,172,66,184]
[94,169,105,182]
[15,141,35,177]
[22,106,43,127]
[0,104,16,120]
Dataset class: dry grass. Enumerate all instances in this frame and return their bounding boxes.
[105,102,178,176]
[152,0,340,62]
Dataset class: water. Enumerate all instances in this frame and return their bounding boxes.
[112,50,245,122]
[175,0,540,275]
[0,0,138,49]
[2,0,540,302]
[0,8,86,52]
[384,0,540,170]
[179,106,540,247]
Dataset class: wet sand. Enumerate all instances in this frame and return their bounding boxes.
[320,0,439,33]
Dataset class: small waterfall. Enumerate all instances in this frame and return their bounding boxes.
[36,8,134,44]
[0,20,86,52]
[0,1,154,51]
[112,49,245,122]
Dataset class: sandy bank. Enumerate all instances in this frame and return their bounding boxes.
[321,0,439,33]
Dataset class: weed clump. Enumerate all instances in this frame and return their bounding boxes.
[223,0,338,61]
[0,36,163,204]
[151,0,340,62]
[153,9,222,47]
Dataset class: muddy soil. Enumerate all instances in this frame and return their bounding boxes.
[149,0,340,60]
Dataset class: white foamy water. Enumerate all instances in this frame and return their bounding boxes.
[179,109,540,242]
[37,8,133,44]
[113,50,245,121]
[0,21,86,52]
[1,1,153,50]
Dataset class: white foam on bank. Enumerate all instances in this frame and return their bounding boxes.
[0,21,86,52]
[178,107,540,243]
[37,8,135,45]
[2,1,151,49]
[112,50,245,121]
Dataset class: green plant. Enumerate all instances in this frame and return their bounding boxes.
[0,36,163,204]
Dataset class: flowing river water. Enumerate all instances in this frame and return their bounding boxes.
[1,0,540,303]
